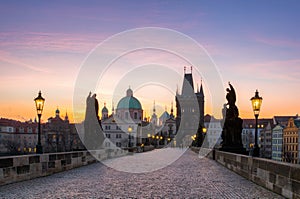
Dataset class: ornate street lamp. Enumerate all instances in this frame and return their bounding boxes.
[128,126,132,148]
[34,91,45,154]
[250,90,262,157]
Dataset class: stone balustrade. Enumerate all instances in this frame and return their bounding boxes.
[0,148,127,186]
[214,150,300,199]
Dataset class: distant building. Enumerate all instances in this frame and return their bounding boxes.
[260,121,274,159]
[44,108,84,152]
[272,124,284,161]
[273,115,298,127]
[242,119,272,152]
[271,115,298,162]
[157,105,176,143]
[204,114,222,148]
[0,118,38,154]
[102,88,143,148]
[283,117,300,164]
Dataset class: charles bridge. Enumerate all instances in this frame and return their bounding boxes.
[0,147,299,198]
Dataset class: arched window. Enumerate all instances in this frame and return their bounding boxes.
[134,112,138,119]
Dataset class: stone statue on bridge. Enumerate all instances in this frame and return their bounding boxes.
[84,92,105,150]
[220,82,246,154]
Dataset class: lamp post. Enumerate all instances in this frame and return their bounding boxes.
[250,90,262,157]
[34,91,45,154]
[147,134,151,145]
[128,126,132,148]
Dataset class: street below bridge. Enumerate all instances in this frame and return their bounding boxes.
[0,148,283,198]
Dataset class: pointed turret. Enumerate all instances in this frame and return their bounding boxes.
[199,81,204,97]
[101,102,109,120]
[151,100,157,126]
[65,111,69,122]
[170,102,174,119]
[112,101,115,115]
[55,107,60,118]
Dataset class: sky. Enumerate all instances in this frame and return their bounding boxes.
[1,0,300,122]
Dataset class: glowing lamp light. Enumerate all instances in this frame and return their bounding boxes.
[34,91,45,116]
[250,89,263,157]
[250,90,262,116]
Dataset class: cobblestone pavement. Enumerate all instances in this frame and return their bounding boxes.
[0,148,284,199]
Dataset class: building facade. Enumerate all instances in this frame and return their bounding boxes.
[260,122,274,159]
[272,124,284,161]
[102,88,143,148]
[283,117,300,164]
[204,114,222,148]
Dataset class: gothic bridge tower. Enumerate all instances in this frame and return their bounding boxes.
[175,66,204,146]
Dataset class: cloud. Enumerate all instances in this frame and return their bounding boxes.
[0,31,103,54]
[0,50,49,73]
[253,35,300,48]
[230,59,300,82]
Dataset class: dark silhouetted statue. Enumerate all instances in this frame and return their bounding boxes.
[221,82,246,154]
[84,92,105,150]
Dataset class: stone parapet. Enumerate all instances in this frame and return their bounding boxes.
[0,148,127,186]
[215,150,300,199]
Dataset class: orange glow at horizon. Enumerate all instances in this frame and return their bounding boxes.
[2,86,299,124]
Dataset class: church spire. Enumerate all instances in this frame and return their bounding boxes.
[65,110,69,122]
[153,100,156,113]
[112,101,114,115]
[170,101,174,119]
[199,80,204,96]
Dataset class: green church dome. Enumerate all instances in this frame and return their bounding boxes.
[117,88,142,110]
[117,96,142,110]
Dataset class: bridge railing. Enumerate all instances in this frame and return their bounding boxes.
[214,150,300,199]
[0,149,127,186]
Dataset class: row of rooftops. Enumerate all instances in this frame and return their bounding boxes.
[0,108,70,133]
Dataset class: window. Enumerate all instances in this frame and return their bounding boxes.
[116,142,121,147]
[134,112,138,119]
[106,134,111,138]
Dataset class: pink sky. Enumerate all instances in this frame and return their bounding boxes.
[1,1,300,122]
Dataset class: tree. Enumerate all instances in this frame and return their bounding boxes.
[0,138,20,155]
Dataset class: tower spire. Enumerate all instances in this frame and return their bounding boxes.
[184,66,186,74]
[170,101,174,119]
[153,100,156,113]
[191,66,193,73]
[199,80,204,96]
